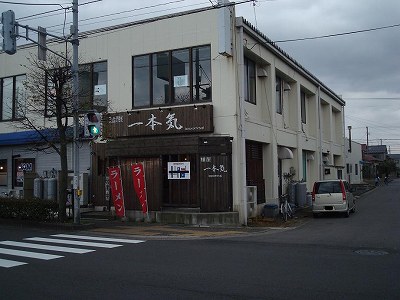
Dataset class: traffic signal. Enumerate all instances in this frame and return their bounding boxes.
[84,112,101,137]
[1,10,17,55]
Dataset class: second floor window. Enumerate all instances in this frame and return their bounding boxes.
[301,90,307,124]
[275,76,283,114]
[0,74,26,121]
[45,61,108,117]
[244,57,256,104]
[133,45,211,108]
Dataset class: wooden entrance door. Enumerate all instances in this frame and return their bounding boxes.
[246,141,265,203]
[162,154,199,208]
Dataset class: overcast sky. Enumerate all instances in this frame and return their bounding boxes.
[2,0,400,152]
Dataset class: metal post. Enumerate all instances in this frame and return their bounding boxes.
[72,0,80,224]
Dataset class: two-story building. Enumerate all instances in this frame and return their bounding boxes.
[0,2,346,224]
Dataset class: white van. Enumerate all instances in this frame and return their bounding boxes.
[312,180,356,218]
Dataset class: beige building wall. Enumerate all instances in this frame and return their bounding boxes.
[0,5,346,223]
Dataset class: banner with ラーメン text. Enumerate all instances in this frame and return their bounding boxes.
[131,163,148,214]
[108,166,125,217]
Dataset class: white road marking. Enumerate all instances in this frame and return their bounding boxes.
[0,247,63,260]
[52,234,145,244]
[0,241,95,254]
[24,237,122,248]
[0,258,27,268]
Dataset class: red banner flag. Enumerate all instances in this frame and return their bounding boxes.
[108,166,125,217]
[131,163,148,214]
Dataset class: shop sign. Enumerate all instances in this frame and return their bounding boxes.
[131,163,148,214]
[168,162,190,180]
[201,156,228,178]
[108,166,125,217]
[104,105,213,138]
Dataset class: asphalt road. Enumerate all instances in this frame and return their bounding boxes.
[0,180,399,299]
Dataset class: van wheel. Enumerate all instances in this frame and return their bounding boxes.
[344,207,350,218]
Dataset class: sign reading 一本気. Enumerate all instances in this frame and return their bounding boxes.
[103,105,213,138]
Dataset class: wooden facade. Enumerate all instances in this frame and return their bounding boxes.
[91,105,233,213]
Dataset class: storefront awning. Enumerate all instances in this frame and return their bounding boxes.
[0,128,66,146]
[278,147,293,159]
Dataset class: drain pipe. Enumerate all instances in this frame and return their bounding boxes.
[236,18,248,225]
[318,86,323,180]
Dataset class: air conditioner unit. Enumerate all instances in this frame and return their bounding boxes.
[246,186,257,218]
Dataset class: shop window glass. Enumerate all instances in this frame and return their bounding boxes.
[153,52,170,105]
[192,46,211,101]
[276,76,282,114]
[132,45,212,108]
[133,55,151,107]
[2,77,13,120]
[172,49,190,103]
[93,62,108,111]
[0,160,7,186]
[244,57,256,104]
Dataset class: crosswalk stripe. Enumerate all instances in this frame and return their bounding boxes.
[24,237,122,248]
[0,258,27,268]
[0,241,95,254]
[52,234,145,244]
[0,247,63,260]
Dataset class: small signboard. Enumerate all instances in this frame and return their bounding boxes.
[168,162,190,180]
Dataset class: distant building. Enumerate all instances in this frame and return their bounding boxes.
[345,138,363,184]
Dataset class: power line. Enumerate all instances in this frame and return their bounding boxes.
[17,0,102,21]
[0,1,68,5]
[275,23,400,43]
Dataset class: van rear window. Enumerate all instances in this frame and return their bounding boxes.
[314,182,342,194]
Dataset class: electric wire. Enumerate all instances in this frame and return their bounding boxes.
[275,23,400,43]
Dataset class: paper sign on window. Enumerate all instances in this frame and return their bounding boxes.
[174,75,189,87]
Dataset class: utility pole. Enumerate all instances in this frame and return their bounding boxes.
[72,0,80,225]
[366,126,369,152]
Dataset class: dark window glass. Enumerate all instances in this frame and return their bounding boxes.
[133,45,212,108]
[314,181,342,194]
[172,49,190,103]
[276,76,282,114]
[301,90,306,124]
[0,75,26,121]
[244,57,256,104]
[192,46,211,101]
[0,159,7,186]
[133,55,150,107]
[2,77,13,120]
[93,62,108,112]
[79,64,92,110]
[15,75,26,119]
[153,52,170,105]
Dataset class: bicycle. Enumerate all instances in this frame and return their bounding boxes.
[279,194,294,222]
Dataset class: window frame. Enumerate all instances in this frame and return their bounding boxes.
[132,45,212,109]
[0,159,7,186]
[301,90,307,124]
[0,74,26,122]
[244,57,256,104]
[45,61,108,117]
[275,75,283,114]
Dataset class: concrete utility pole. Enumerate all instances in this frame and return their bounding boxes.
[72,0,80,224]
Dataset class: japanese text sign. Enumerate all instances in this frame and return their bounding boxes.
[108,166,125,217]
[131,163,148,214]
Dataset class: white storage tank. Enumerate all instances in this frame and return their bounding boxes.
[43,178,49,200]
[47,178,57,201]
[33,177,43,199]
